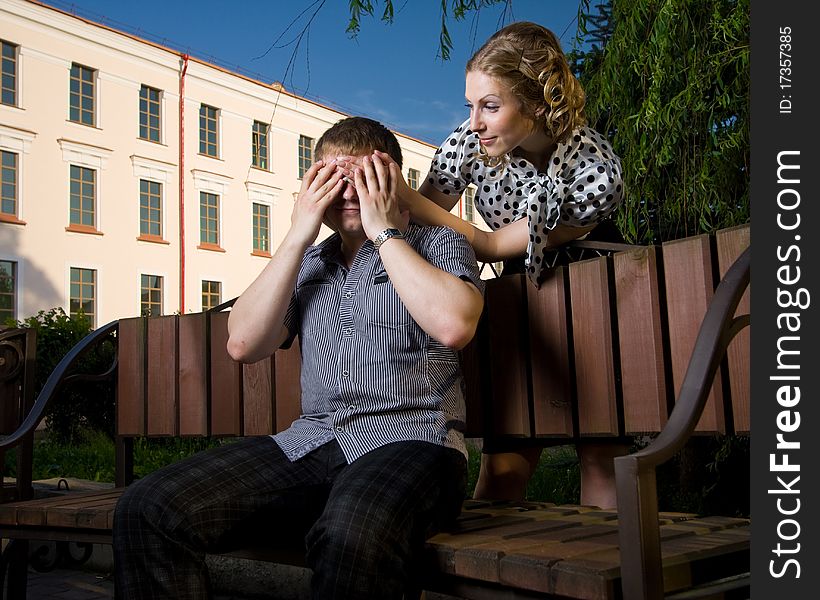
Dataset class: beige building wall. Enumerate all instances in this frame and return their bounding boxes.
[1,0,499,328]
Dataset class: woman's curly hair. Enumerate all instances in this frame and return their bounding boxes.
[466,21,586,146]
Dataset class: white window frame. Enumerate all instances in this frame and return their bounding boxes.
[0,125,35,222]
[59,140,111,232]
[67,62,100,129]
[138,84,165,144]
[132,155,173,240]
[65,263,101,328]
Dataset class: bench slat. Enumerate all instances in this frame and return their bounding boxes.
[569,257,619,436]
[614,246,668,433]
[486,275,530,437]
[662,235,725,434]
[147,316,177,436]
[716,225,751,434]
[179,313,208,435]
[210,311,242,436]
[527,267,574,437]
[243,358,275,436]
[117,318,145,436]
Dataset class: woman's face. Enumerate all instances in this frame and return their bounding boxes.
[465,70,536,157]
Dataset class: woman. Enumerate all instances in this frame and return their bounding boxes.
[344,22,626,508]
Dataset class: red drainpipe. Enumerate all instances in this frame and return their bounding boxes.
[178,54,189,314]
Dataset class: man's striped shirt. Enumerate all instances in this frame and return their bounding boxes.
[273,223,484,463]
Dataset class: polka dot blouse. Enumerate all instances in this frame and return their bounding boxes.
[427,118,624,284]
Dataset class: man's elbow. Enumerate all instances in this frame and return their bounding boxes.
[436,311,482,350]
[226,336,251,363]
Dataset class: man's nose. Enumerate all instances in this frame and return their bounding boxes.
[342,181,358,201]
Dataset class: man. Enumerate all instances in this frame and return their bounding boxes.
[113,117,485,599]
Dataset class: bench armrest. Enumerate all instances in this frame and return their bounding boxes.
[615,246,750,600]
[0,320,119,452]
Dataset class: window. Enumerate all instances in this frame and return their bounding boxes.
[464,186,475,222]
[69,165,96,229]
[199,104,218,157]
[140,274,163,316]
[1,150,17,219]
[407,168,420,190]
[139,85,161,142]
[252,202,270,255]
[252,121,269,169]
[202,280,221,311]
[0,260,16,322]
[69,267,96,326]
[138,179,163,238]
[298,135,313,178]
[69,63,96,126]
[199,191,219,246]
[1,40,17,107]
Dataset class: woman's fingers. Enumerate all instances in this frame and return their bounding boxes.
[388,162,398,197]
[373,150,397,166]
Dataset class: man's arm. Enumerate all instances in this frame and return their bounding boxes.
[355,156,484,350]
[227,160,344,363]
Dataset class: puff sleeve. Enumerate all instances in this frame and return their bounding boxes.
[426,119,482,198]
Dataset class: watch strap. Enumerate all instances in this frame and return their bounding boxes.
[373,228,404,250]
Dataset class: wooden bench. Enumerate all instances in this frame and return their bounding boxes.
[0,224,750,600]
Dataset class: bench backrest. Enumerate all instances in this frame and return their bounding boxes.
[115,224,749,443]
[463,223,750,440]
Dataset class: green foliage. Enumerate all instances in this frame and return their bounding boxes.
[346,0,509,60]
[578,0,750,243]
[4,430,222,483]
[10,308,115,443]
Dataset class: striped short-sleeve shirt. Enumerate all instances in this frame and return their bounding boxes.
[273,223,485,463]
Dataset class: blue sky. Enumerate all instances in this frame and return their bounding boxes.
[41,0,583,146]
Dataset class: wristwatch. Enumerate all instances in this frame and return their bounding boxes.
[372,228,404,250]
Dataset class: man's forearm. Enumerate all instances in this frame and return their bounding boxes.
[376,237,483,350]
[226,233,307,363]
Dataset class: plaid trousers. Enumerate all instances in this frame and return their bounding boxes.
[113,437,466,599]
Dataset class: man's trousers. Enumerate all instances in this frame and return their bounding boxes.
[113,437,466,599]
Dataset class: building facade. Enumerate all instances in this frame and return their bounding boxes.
[1,0,489,327]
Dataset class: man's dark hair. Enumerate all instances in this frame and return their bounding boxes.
[315,116,403,169]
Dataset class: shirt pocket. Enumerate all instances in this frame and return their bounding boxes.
[364,271,413,328]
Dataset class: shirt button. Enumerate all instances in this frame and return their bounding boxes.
[344,291,353,299]
[336,426,343,432]
[342,370,349,378]
[349,404,357,410]
[343,327,353,335]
